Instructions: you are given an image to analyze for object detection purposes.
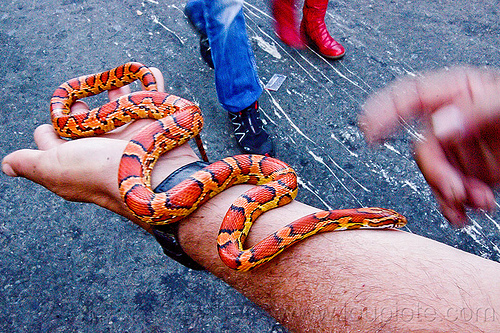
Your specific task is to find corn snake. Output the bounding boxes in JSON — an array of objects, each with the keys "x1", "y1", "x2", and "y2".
[{"x1": 50, "y1": 62, "x2": 407, "y2": 271}]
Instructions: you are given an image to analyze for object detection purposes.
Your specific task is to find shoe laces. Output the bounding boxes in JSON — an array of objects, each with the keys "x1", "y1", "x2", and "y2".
[
  {"x1": 245, "y1": 106, "x2": 263, "y2": 135},
  {"x1": 231, "y1": 102, "x2": 263, "y2": 136}
]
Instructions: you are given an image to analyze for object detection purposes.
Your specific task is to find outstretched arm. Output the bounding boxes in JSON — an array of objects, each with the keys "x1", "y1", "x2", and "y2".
[
  {"x1": 360, "y1": 66, "x2": 500, "y2": 226},
  {"x1": 3, "y1": 68, "x2": 500, "y2": 332}
]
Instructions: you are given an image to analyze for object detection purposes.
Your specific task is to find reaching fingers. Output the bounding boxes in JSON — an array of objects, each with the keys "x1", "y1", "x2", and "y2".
[
  {"x1": 360, "y1": 67, "x2": 486, "y2": 143},
  {"x1": 414, "y1": 134, "x2": 496, "y2": 226},
  {"x1": 361, "y1": 66, "x2": 500, "y2": 226},
  {"x1": 432, "y1": 103, "x2": 500, "y2": 185}
]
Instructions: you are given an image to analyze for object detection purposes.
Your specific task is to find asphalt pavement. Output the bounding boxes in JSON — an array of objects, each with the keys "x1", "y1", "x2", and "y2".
[{"x1": 1, "y1": 0, "x2": 500, "y2": 332}]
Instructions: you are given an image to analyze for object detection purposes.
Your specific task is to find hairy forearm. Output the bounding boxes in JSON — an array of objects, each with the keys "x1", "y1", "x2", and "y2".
[
  {"x1": 107, "y1": 145, "x2": 500, "y2": 332},
  {"x1": 174, "y1": 182, "x2": 500, "y2": 332}
]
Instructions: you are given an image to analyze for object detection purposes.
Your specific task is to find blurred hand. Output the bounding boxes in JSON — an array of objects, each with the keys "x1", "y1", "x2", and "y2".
[{"x1": 360, "y1": 66, "x2": 500, "y2": 226}]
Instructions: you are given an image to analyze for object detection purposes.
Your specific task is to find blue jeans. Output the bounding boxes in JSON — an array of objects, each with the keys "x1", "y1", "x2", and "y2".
[{"x1": 185, "y1": 0, "x2": 263, "y2": 113}]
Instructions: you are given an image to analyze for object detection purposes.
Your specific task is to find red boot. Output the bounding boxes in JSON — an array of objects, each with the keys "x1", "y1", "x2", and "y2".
[
  {"x1": 271, "y1": 0, "x2": 305, "y2": 49},
  {"x1": 300, "y1": 0, "x2": 345, "y2": 59}
]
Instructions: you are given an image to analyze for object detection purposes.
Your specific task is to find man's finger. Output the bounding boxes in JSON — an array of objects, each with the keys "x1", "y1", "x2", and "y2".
[
  {"x1": 436, "y1": 195, "x2": 467, "y2": 228},
  {"x1": 463, "y1": 177, "x2": 495, "y2": 212},
  {"x1": 360, "y1": 67, "x2": 473, "y2": 143},
  {"x1": 108, "y1": 85, "x2": 132, "y2": 101},
  {"x1": 413, "y1": 135, "x2": 467, "y2": 213},
  {"x1": 149, "y1": 67, "x2": 165, "y2": 92},
  {"x1": 34, "y1": 124, "x2": 66, "y2": 150},
  {"x1": 360, "y1": 76, "x2": 422, "y2": 142},
  {"x1": 2, "y1": 149, "x2": 45, "y2": 179}
]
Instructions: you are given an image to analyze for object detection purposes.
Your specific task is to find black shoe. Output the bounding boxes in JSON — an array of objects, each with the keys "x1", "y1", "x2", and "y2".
[
  {"x1": 184, "y1": 5, "x2": 214, "y2": 69},
  {"x1": 228, "y1": 101, "x2": 275, "y2": 156}
]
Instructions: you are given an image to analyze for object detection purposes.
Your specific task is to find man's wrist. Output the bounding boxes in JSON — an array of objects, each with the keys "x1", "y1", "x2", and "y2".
[
  {"x1": 150, "y1": 146, "x2": 201, "y2": 188},
  {"x1": 151, "y1": 160, "x2": 210, "y2": 270}
]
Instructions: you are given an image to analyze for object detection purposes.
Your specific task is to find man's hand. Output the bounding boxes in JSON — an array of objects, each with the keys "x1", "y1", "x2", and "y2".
[
  {"x1": 1, "y1": 67, "x2": 199, "y2": 231},
  {"x1": 360, "y1": 66, "x2": 500, "y2": 226}
]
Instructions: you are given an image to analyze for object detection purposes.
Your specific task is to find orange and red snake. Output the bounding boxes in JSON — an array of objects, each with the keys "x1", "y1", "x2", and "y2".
[{"x1": 50, "y1": 62, "x2": 407, "y2": 271}]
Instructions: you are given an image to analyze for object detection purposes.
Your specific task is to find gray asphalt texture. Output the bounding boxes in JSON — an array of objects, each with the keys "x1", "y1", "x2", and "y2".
[{"x1": 1, "y1": 0, "x2": 500, "y2": 332}]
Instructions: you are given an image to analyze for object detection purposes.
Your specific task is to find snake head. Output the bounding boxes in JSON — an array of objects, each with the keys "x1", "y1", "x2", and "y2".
[
  {"x1": 392, "y1": 213, "x2": 408, "y2": 228},
  {"x1": 358, "y1": 207, "x2": 408, "y2": 229}
]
